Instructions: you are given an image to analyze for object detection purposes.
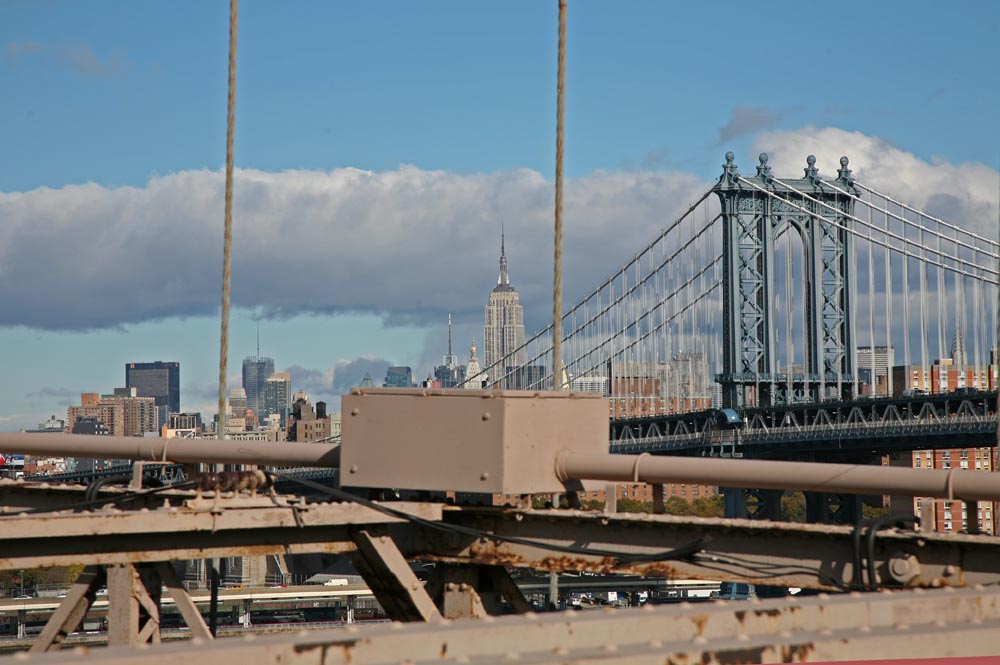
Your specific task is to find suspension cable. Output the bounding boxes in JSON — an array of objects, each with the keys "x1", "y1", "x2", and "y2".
[
  {"x1": 217, "y1": 0, "x2": 239, "y2": 442},
  {"x1": 773, "y1": 175, "x2": 998, "y2": 272},
  {"x1": 855, "y1": 181, "x2": 999, "y2": 251},
  {"x1": 739, "y1": 176, "x2": 997, "y2": 281},
  {"x1": 866, "y1": 198, "x2": 876, "y2": 394},
  {"x1": 819, "y1": 178, "x2": 1000, "y2": 259},
  {"x1": 551, "y1": 0, "x2": 567, "y2": 390}
]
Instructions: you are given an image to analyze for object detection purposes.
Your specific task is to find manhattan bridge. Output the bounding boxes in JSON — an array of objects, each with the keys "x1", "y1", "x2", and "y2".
[{"x1": 470, "y1": 151, "x2": 1000, "y2": 508}]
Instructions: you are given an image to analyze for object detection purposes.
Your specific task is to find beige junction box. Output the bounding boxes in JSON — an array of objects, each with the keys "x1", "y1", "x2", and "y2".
[{"x1": 340, "y1": 387, "x2": 610, "y2": 494}]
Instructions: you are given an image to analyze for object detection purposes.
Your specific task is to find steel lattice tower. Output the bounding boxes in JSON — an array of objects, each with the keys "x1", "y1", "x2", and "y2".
[{"x1": 715, "y1": 152, "x2": 859, "y2": 408}]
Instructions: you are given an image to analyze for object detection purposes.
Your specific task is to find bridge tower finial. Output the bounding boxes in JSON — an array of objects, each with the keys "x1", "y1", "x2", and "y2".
[
  {"x1": 837, "y1": 155, "x2": 856, "y2": 190},
  {"x1": 719, "y1": 151, "x2": 740, "y2": 186},
  {"x1": 756, "y1": 153, "x2": 773, "y2": 183},
  {"x1": 804, "y1": 154, "x2": 822, "y2": 186}
]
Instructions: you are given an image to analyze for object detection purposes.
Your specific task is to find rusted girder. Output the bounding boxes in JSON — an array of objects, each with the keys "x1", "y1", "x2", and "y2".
[
  {"x1": 0, "y1": 498, "x2": 442, "y2": 570},
  {"x1": 405, "y1": 507, "x2": 1000, "y2": 590},
  {"x1": 12, "y1": 585, "x2": 1000, "y2": 664},
  {"x1": 0, "y1": 431, "x2": 340, "y2": 467},
  {"x1": 2, "y1": 499, "x2": 999, "y2": 591},
  {"x1": 558, "y1": 450, "x2": 1000, "y2": 502}
]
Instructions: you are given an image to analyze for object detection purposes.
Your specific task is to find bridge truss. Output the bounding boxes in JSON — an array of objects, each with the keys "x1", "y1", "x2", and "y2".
[{"x1": 5, "y1": 483, "x2": 1000, "y2": 662}]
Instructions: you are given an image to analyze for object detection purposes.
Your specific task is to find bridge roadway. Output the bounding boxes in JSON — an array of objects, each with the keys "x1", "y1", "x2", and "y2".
[
  {"x1": 0, "y1": 584, "x2": 374, "y2": 614},
  {"x1": 610, "y1": 391, "x2": 999, "y2": 459}
]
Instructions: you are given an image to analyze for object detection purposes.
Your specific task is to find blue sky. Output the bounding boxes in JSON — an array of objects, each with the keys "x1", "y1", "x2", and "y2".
[{"x1": 1, "y1": 1, "x2": 998, "y2": 429}]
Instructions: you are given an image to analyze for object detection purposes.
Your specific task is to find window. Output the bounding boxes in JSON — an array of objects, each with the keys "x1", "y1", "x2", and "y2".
[
  {"x1": 961, "y1": 461, "x2": 969, "y2": 469},
  {"x1": 942, "y1": 451, "x2": 951, "y2": 459},
  {"x1": 944, "y1": 521, "x2": 953, "y2": 530},
  {"x1": 943, "y1": 461, "x2": 951, "y2": 469},
  {"x1": 915, "y1": 459, "x2": 921, "y2": 468},
  {"x1": 961, "y1": 450, "x2": 969, "y2": 459}
]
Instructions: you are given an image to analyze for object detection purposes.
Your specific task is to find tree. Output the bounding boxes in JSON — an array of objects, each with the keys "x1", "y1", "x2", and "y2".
[
  {"x1": 662, "y1": 496, "x2": 694, "y2": 515},
  {"x1": 780, "y1": 492, "x2": 806, "y2": 522},
  {"x1": 862, "y1": 503, "x2": 890, "y2": 520},
  {"x1": 692, "y1": 495, "x2": 724, "y2": 517}
]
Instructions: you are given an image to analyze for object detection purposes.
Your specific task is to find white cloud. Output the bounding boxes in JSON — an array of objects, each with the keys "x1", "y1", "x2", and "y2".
[
  {"x1": 0, "y1": 166, "x2": 706, "y2": 332},
  {"x1": 750, "y1": 127, "x2": 999, "y2": 237},
  {"x1": 2, "y1": 129, "x2": 993, "y2": 345},
  {"x1": 3, "y1": 41, "x2": 124, "y2": 77}
]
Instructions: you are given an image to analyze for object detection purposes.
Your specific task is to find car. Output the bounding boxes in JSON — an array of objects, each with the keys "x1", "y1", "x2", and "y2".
[
  {"x1": 95, "y1": 588, "x2": 108, "y2": 596},
  {"x1": 14, "y1": 594, "x2": 32, "y2": 600}
]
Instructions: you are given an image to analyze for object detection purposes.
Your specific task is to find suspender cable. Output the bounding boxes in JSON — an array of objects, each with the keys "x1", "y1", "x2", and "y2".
[
  {"x1": 936, "y1": 229, "x2": 945, "y2": 377},
  {"x1": 848, "y1": 199, "x2": 859, "y2": 398},
  {"x1": 885, "y1": 200, "x2": 894, "y2": 397},
  {"x1": 919, "y1": 224, "x2": 928, "y2": 382},
  {"x1": 217, "y1": 0, "x2": 238, "y2": 442},
  {"x1": 996, "y1": 166, "x2": 1000, "y2": 444},
  {"x1": 551, "y1": 0, "x2": 567, "y2": 390},
  {"x1": 867, "y1": 198, "x2": 876, "y2": 395},
  {"x1": 901, "y1": 203, "x2": 911, "y2": 378}
]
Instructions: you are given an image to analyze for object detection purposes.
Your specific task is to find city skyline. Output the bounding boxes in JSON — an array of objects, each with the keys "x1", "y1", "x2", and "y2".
[{"x1": 2, "y1": 2, "x2": 999, "y2": 429}]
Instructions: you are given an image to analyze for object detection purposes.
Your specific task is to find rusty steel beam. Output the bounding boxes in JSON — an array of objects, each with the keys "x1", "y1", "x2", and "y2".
[
  {"x1": 155, "y1": 562, "x2": 213, "y2": 640},
  {"x1": 3, "y1": 499, "x2": 1000, "y2": 591},
  {"x1": 406, "y1": 507, "x2": 1000, "y2": 590},
  {"x1": 349, "y1": 530, "x2": 442, "y2": 622},
  {"x1": 12, "y1": 585, "x2": 1000, "y2": 664},
  {"x1": 0, "y1": 499, "x2": 442, "y2": 570},
  {"x1": 0, "y1": 479, "x2": 195, "y2": 512},
  {"x1": 28, "y1": 565, "x2": 104, "y2": 653},
  {"x1": 0, "y1": 431, "x2": 340, "y2": 467},
  {"x1": 558, "y1": 450, "x2": 1000, "y2": 502}
]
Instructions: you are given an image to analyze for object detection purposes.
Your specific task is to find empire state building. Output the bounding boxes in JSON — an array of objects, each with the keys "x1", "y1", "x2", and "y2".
[{"x1": 483, "y1": 234, "x2": 526, "y2": 381}]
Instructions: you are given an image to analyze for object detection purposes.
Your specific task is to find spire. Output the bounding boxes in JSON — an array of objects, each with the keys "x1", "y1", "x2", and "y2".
[
  {"x1": 443, "y1": 313, "x2": 458, "y2": 368},
  {"x1": 952, "y1": 325, "x2": 967, "y2": 367},
  {"x1": 256, "y1": 320, "x2": 260, "y2": 358},
  {"x1": 497, "y1": 221, "x2": 510, "y2": 287}
]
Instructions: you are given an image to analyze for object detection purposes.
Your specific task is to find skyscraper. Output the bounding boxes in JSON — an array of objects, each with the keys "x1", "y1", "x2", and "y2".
[
  {"x1": 434, "y1": 314, "x2": 464, "y2": 388},
  {"x1": 125, "y1": 361, "x2": 180, "y2": 419},
  {"x1": 383, "y1": 366, "x2": 413, "y2": 388},
  {"x1": 263, "y1": 372, "x2": 291, "y2": 426},
  {"x1": 242, "y1": 356, "x2": 275, "y2": 417},
  {"x1": 483, "y1": 231, "x2": 525, "y2": 383}
]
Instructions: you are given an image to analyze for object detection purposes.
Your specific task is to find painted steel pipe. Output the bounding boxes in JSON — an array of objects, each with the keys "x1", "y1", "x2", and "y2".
[
  {"x1": 557, "y1": 451, "x2": 1000, "y2": 502},
  {"x1": 0, "y1": 432, "x2": 340, "y2": 467}
]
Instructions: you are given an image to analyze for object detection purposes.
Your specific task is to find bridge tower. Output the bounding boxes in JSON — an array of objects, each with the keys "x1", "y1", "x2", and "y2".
[{"x1": 715, "y1": 152, "x2": 859, "y2": 408}]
